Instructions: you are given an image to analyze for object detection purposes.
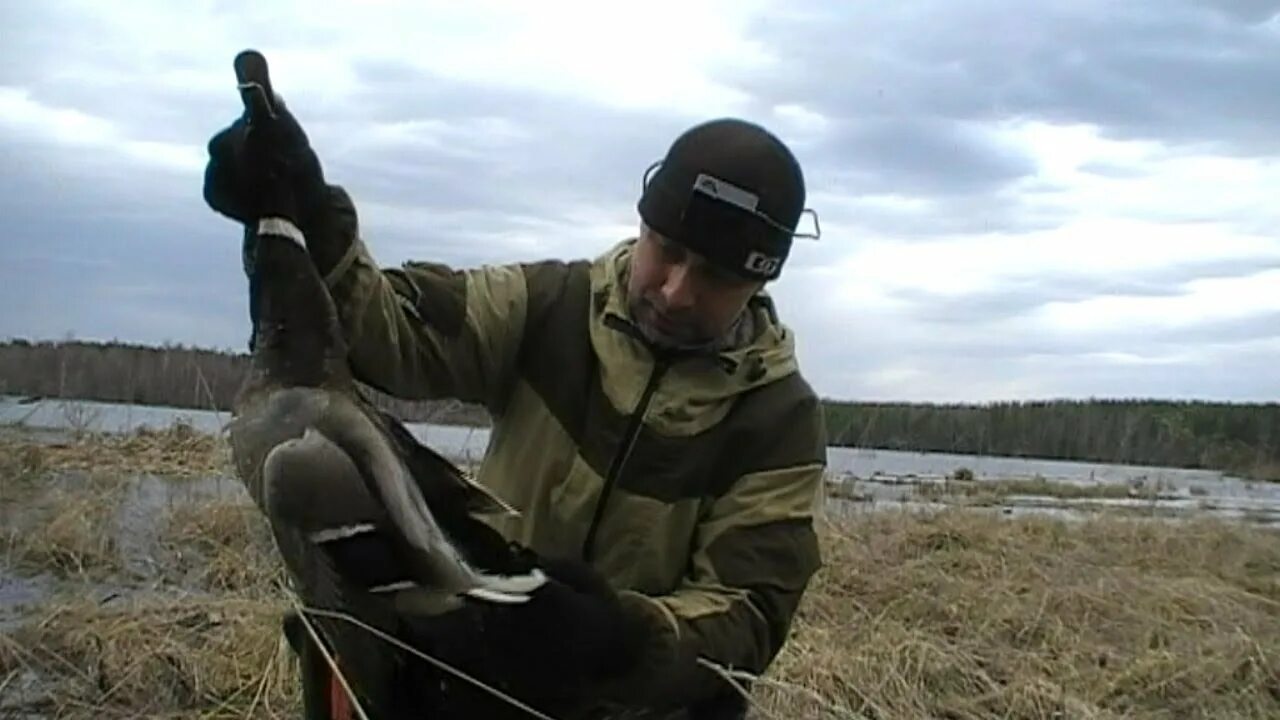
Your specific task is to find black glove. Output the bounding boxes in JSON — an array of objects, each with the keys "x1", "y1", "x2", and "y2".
[
  {"x1": 401, "y1": 554, "x2": 647, "y2": 717},
  {"x1": 202, "y1": 95, "x2": 328, "y2": 229},
  {"x1": 204, "y1": 58, "x2": 343, "y2": 353}
]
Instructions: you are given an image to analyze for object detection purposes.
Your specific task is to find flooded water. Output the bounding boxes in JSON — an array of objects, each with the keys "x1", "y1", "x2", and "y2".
[
  {"x1": 0, "y1": 463, "x2": 262, "y2": 717},
  {"x1": 4, "y1": 394, "x2": 1279, "y2": 527},
  {"x1": 824, "y1": 484, "x2": 1280, "y2": 528},
  {"x1": 0, "y1": 567, "x2": 53, "y2": 631},
  {"x1": 0, "y1": 395, "x2": 493, "y2": 463},
  {"x1": 113, "y1": 473, "x2": 247, "y2": 575},
  {"x1": 0, "y1": 467, "x2": 261, "y2": 633},
  {"x1": 830, "y1": 445, "x2": 1244, "y2": 490}
]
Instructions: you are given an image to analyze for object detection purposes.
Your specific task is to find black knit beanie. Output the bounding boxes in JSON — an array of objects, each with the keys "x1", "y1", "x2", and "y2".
[{"x1": 637, "y1": 118, "x2": 806, "y2": 282}]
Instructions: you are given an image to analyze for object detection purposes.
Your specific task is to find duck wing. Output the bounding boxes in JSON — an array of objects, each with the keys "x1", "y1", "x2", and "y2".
[
  {"x1": 377, "y1": 406, "x2": 520, "y2": 518},
  {"x1": 245, "y1": 388, "x2": 546, "y2": 609}
]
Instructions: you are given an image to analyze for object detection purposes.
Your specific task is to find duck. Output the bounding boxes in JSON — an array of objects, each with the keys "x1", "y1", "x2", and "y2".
[{"x1": 223, "y1": 50, "x2": 546, "y2": 620}]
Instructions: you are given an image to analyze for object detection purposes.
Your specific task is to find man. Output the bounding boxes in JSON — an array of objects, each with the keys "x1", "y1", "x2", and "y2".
[{"x1": 204, "y1": 87, "x2": 827, "y2": 719}]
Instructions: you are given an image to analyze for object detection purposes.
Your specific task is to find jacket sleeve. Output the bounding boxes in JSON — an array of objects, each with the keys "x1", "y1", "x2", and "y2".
[
  {"x1": 308, "y1": 185, "x2": 528, "y2": 414},
  {"x1": 599, "y1": 395, "x2": 827, "y2": 712}
]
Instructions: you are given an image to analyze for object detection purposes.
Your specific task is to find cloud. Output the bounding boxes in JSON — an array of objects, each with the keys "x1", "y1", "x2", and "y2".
[
  {"x1": 1199, "y1": 0, "x2": 1280, "y2": 23},
  {"x1": 823, "y1": 118, "x2": 1037, "y2": 196},
  {"x1": 0, "y1": 88, "x2": 204, "y2": 174},
  {"x1": 4, "y1": 0, "x2": 1280, "y2": 404},
  {"x1": 738, "y1": 1, "x2": 1280, "y2": 152},
  {"x1": 725, "y1": 0, "x2": 1280, "y2": 247}
]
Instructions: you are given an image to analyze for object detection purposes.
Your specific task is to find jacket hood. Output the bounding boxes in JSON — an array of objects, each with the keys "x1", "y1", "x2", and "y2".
[{"x1": 587, "y1": 238, "x2": 800, "y2": 436}]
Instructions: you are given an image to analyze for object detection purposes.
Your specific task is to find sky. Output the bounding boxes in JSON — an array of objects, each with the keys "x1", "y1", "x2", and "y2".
[{"x1": 3, "y1": 0, "x2": 1280, "y2": 404}]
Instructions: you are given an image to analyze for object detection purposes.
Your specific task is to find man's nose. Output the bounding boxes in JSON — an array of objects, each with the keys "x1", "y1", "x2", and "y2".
[{"x1": 659, "y1": 263, "x2": 697, "y2": 311}]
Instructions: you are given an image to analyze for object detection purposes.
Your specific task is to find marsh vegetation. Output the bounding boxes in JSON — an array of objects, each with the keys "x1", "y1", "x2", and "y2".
[{"x1": 1, "y1": 426, "x2": 1277, "y2": 718}]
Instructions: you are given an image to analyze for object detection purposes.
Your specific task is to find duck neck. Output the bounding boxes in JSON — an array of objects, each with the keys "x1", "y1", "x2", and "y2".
[{"x1": 247, "y1": 219, "x2": 351, "y2": 389}]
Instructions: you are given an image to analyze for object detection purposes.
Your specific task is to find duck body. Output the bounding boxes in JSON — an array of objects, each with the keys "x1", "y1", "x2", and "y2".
[{"x1": 228, "y1": 216, "x2": 544, "y2": 608}]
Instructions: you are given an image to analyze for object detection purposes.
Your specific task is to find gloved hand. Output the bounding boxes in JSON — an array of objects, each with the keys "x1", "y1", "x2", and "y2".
[
  {"x1": 202, "y1": 94, "x2": 329, "y2": 231},
  {"x1": 402, "y1": 553, "x2": 647, "y2": 717}
]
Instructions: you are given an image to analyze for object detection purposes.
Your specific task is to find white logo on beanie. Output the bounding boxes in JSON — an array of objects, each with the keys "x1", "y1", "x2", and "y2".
[{"x1": 744, "y1": 251, "x2": 781, "y2": 276}]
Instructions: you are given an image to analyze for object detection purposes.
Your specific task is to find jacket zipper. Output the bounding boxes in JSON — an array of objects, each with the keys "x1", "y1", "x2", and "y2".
[{"x1": 581, "y1": 357, "x2": 671, "y2": 562}]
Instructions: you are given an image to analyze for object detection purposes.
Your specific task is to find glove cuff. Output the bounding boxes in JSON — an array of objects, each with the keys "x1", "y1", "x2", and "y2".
[{"x1": 257, "y1": 217, "x2": 306, "y2": 246}]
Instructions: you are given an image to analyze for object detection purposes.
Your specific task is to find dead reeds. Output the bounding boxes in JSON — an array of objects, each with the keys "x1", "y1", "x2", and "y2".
[
  {"x1": 0, "y1": 595, "x2": 297, "y2": 719},
  {"x1": 159, "y1": 501, "x2": 286, "y2": 595},
  {"x1": 0, "y1": 421, "x2": 231, "y2": 481},
  {"x1": 12, "y1": 504, "x2": 1272, "y2": 719},
  {"x1": 1, "y1": 480, "x2": 124, "y2": 579},
  {"x1": 4, "y1": 422, "x2": 1279, "y2": 719},
  {"x1": 751, "y1": 508, "x2": 1280, "y2": 719},
  {"x1": 914, "y1": 476, "x2": 1172, "y2": 503}
]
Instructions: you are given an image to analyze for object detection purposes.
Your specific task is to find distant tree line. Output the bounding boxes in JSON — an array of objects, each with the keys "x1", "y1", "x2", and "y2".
[
  {"x1": 0, "y1": 338, "x2": 488, "y2": 425},
  {"x1": 823, "y1": 400, "x2": 1280, "y2": 481},
  {"x1": 2, "y1": 339, "x2": 1277, "y2": 479}
]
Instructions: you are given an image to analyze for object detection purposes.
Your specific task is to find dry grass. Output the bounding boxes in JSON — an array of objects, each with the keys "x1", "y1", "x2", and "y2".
[
  {"x1": 0, "y1": 421, "x2": 231, "y2": 481},
  {"x1": 750, "y1": 509, "x2": 1280, "y2": 720},
  {"x1": 0, "y1": 595, "x2": 298, "y2": 719},
  {"x1": 8, "y1": 507, "x2": 1277, "y2": 719},
  {"x1": 1, "y1": 480, "x2": 124, "y2": 579},
  {"x1": 159, "y1": 501, "x2": 286, "y2": 595},
  {"x1": 914, "y1": 476, "x2": 1177, "y2": 505},
  {"x1": 4, "y1": 422, "x2": 1279, "y2": 719},
  {"x1": 0, "y1": 425, "x2": 236, "y2": 580},
  {"x1": 0, "y1": 432, "x2": 57, "y2": 507}
]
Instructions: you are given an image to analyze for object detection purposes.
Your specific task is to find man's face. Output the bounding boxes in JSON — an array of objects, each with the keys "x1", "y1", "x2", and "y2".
[{"x1": 626, "y1": 225, "x2": 764, "y2": 349}]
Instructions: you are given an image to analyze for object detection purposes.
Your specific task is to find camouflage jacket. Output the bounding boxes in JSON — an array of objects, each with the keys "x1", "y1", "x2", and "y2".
[{"x1": 314, "y1": 186, "x2": 826, "y2": 716}]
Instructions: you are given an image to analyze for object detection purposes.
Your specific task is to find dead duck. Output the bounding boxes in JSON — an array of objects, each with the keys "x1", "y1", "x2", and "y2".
[{"x1": 223, "y1": 49, "x2": 546, "y2": 618}]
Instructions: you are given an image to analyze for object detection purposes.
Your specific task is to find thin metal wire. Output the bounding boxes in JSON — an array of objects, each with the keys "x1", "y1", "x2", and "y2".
[
  {"x1": 641, "y1": 160, "x2": 823, "y2": 241},
  {"x1": 297, "y1": 604, "x2": 560, "y2": 720},
  {"x1": 279, "y1": 588, "x2": 853, "y2": 720},
  {"x1": 695, "y1": 658, "x2": 870, "y2": 720},
  {"x1": 692, "y1": 658, "x2": 783, "y2": 720},
  {"x1": 285, "y1": 594, "x2": 373, "y2": 720}
]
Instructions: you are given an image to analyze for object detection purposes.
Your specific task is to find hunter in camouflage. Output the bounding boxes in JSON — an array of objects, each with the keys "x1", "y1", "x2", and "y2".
[{"x1": 205, "y1": 83, "x2": 826, "y2": 718}]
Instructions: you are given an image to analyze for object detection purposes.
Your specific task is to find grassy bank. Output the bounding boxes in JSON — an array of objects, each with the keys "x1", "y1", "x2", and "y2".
[
  {"x1": 2, "y1": 429, "x2": 1278, "y2": 718},
  {"x1": 760, "y1": 510, "x2": 1280, "y2": 718},
  {"x1": 911, "y1": 475, "x2": 1180, "y2": 505},
  {"x1": 0, "y1": 422, "x2": 231, "y2": 480}
]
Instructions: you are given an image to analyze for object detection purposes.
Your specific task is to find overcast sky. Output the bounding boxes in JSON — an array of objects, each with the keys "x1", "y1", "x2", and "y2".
[{"x1": 3, "y1": 0, "x2": 1280, "y2": 404}]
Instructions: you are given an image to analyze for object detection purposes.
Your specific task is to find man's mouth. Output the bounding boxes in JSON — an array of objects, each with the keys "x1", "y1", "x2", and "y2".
[
  {"x1": 650, "y1": 309, "x2": 682, "y2": 335},
  {"x1": 630, "y1": 297, "x2": 707, "y2": 348}
]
